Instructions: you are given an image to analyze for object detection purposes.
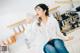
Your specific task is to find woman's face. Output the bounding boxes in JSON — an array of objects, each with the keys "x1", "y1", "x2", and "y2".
[{"x1": 35, "y1": 6, "x2": 46, "y2": 17}]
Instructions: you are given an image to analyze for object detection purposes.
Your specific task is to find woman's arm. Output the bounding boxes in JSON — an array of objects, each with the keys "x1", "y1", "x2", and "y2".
[{"x1": 54, "y1": 18, "x2": 73, "y2": 41}]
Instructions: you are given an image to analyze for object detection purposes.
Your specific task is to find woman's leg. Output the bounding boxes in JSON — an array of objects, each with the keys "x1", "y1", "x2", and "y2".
[
  {"x1": 44, "y1": 44, "x2": 57, "y2": 53},
  {"x1": 54, "y1": 39, "x2": 69, "y2": 53}
]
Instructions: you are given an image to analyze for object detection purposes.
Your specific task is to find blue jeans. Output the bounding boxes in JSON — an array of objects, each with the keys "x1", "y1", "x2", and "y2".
[{"x1": 44, "y1": 39, "x2": 69, "y2": 53}]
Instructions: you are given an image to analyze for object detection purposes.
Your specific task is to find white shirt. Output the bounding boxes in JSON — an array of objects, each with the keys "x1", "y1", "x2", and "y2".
[{"x1": 23, "y1": 14, "x2": 64, "y2": 53}]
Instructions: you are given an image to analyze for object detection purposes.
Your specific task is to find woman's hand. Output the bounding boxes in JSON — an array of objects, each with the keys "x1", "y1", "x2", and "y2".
[{"x1": 65, "y1": 35, "x2": 73, "y2": 41}]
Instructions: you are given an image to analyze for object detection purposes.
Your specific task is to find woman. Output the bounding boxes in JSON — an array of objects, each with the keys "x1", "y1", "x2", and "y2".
[{"x1": 24, "y1": 4, "x2": 72, "y2": 53}]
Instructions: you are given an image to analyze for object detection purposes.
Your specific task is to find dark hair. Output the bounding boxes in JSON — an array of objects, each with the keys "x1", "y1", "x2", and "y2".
[
  {"x1": 37, "y1": 17, "x2": 42, "y2": 26},
  {"x1": 35, "y1": 4, "x2": 49, "y2": 26},
  {"x1": 35, "y1": 4, "x2": 49, "y2": 16}
]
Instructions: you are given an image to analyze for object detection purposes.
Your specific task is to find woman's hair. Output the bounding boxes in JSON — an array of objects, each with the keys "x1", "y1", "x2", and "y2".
[
  {"x1": 37, "y1": 17, "x2": 42, "y2": 26},
  {"x1": 35, "y1": 4, "x2": 49, "y2": 26},
  {"x1": 35, "y1": 3, "x2": 49, "y2": 16}
]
